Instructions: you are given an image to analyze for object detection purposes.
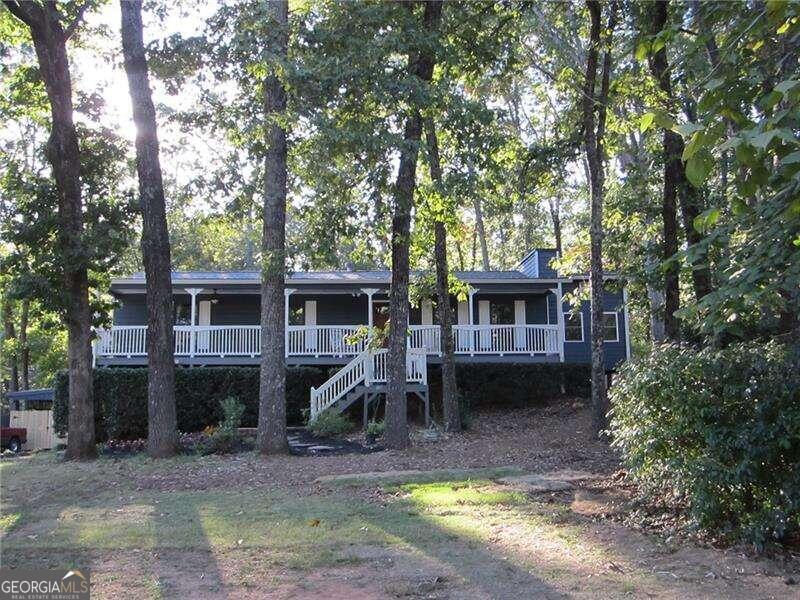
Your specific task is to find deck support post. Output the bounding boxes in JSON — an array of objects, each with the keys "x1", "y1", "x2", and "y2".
[
  {"x1": 185, "y1": 287, "x2": 204, "y2": 359},
  {"x1": 284, "y1": 288, "x2": 297, "y2": 358}
]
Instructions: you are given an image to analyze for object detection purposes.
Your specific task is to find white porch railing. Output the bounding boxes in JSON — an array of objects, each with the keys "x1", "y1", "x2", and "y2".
[
  {"x1": 452, "y1": 324, "x2": 560, "y2": 355},
  {"x1": 408, "y1": 325, "x2": 441, "y2": 355},
  {"x1": 175, "y1": 325, "x2": 261, "y2": 356},
  {"x1": 95, "y1": 326, "x2": 147, "y2": 357},
  {"x1": 94, "y1": 323, "x2": 561, "y2": 359},
  {"x1": 287, "y1": 325, "x2": 365, "y2": 357},
  {"x1": 366, "y1": 348, "x2": 427, "y2": 385}
]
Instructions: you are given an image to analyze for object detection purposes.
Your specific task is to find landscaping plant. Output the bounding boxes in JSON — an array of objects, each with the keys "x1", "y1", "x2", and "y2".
[
  {"x1": 609, "y1": 341, "x2": 800, "y2": 549},
  {"x1": 309, "y1": 410, "x2": 352, "y2": 438}
]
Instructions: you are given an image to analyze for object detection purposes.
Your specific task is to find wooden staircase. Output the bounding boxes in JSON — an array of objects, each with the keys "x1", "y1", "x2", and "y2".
[{"x1": 309, "y1": 348, "x2": 428, "y2": 424}]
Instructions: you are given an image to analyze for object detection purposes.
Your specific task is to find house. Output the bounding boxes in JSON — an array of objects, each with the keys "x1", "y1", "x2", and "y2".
[{"x1": 96, "y1": 249, "x2": 630, "y2": 422}]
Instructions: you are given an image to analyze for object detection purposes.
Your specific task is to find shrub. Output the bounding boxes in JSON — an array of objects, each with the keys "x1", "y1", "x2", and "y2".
[
  {"x1": 309, "y1": 410, "x2": 352, "y2": 438},
  {"x1": 365, "y1": 420, "x2": 385, "y2": 437},
  {"x1": 53, "y1": 366, "x2": 329, "y2": 441},
  {"x1": 609, "y1": 341, "x2": 800, "y2": 549},
  {"x1": 452, "y1": 362, "x2": 590, "y2": 414},
  {"x1": 204, "y1": 397, "x2": 246, "y2": 454}
]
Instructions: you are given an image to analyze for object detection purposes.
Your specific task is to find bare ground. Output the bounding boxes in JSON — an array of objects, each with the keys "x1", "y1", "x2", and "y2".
[{"x1": 2, "y1": 400, "x2": 798, "y2": 599}]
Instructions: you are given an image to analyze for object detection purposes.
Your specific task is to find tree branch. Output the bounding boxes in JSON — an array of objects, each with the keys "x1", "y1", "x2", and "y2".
[
  {"x1": 2, "y1": 0, "x2": 44, "y2": 28},
  {"x1": 63, "y1": 0, "x2": 91, "y2": 41}
]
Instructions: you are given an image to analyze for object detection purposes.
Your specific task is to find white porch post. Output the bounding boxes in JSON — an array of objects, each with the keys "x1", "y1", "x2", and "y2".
[
  {"x1": 468, "y1": 287, "x2": 478, "y2": 356},
  {"x1": 362, "y1": 288, "x2": 379, "y2": 329},
  {"x1": 284, "y1": 288, "x2": 296, "y2": 358},
  {"x1": 185, "y1": 287, "x2": 203, "y2": 358},
  {"x1": 555, "y1": 283, "x2": 565, "y2": 362}
]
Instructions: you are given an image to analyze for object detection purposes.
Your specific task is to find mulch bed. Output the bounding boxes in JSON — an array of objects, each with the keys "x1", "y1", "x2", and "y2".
[{"x1": 286, "y1": 427, "x2": 381, "y2": 456}]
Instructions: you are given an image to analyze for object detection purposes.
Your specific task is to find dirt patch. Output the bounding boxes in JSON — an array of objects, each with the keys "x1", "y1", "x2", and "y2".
[{"x1": 131, "y1": 400, "x2": 615, "y2": 493}]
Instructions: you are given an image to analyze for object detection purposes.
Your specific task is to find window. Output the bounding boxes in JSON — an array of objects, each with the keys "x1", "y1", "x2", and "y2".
[
  {"x1": 174, "y1": 302, "x2": 191, "y2": 325},
  {"x1": 490, "y1": 300, "x2": 514, "y2": 325},
  {"x1": 603, "y1": 312, "x2": 619, "y2": 342},
  {"x1": 564, "y1": 313, "x2": 583, "y2": 342}
]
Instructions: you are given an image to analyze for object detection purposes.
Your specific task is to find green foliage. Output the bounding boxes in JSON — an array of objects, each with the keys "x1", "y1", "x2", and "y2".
[
  {"x1": 309, "y1": 409, "x2": 352, "y2": 438},
  {"x1": 409, "y1": 270, "x2": 470, "y2": 306},
  {"x1": 454, "y1": 363, "x2": 590, "y2": 412},
  {"x1": 609, "y1": 342, "x2": 800, "y2": 549},
  {"x1": 204, "y1": 397, "x2": 246, "y2": 455},
  {"x1": 53, "y1": 367, "x2": 329, "y2": 441},
  {"x1": 365, "y1": 419, "x2": 385, "y2": 437}
]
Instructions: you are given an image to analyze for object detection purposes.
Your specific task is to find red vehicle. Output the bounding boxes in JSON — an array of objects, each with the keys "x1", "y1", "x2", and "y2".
[{"x1": 1, "y1": 427, "x2": 26, "y2": 453}]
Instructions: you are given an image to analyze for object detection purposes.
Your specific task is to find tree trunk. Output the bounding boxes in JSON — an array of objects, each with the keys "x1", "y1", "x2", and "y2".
[
  {"x1": 651, "y1": 1, "x2": 713, "y2": 304},
  {"x1": 646, "y1": 0, "x2": 681, "y2": 340},
  {"x1": 548, "y1": 196, "x2": 563, "y2": 257},
  {"x1": 19, "y1": 298, "x2": 29, "y2": 390},
  {"x1": 120, "y1": 0, "x2": 178, "y2": 458},
  {"x1": 3, "y1": 299, "x2": 18, "y2": 392},
  {"x1": 258, "y1": 0, "x2": 289, "y2": 455},
  {"x1": 423, "y1": 117, "x2": 460, "y2": 433},
  {"x1": 472, "y1": 194, "x2": 490, "y2": 270},
  {"x1": 385, "y1": 0, "x2": 442, "y2": 450},
  {"x1": 581, "y1": 0, "x2": 617, "y2": 435},
  {"x1": 4, "y1": 1, "x2": 96, "y2": 459}
]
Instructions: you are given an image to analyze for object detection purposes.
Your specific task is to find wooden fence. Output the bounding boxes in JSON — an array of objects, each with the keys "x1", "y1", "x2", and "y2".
[{"x1": 9, "y1": 410, "x2": 65, "y2": 451}]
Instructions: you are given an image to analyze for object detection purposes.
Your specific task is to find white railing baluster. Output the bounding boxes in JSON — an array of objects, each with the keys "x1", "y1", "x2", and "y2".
[{"x1": 95, "y1": 323, "x2": 563, "y2": 361}]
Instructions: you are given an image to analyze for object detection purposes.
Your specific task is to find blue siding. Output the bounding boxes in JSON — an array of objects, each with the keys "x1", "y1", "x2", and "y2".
[
  {"x1": 517, "y1": 248, "x2": 559, "y2": 278},
  {"x1": 537, "y1": 249, "x2": 559, "y2": 278},
  {"x1": 561, "y1": 282, "x2": 627, "y2": 370},
  {"x1": 210, "y1": 295, "x2": 259, "y2": 325},
  {"x1": 289, "y1": 294, "x2": 367, "y2": 325},
  {"x1": 471, "y1": 293, "x2": 551, "y2": 324},
  {"x1": 525, "y1": 295, "x2": 549, "y2": 324},
  {"x1": 113, "y1": 295, "x2": 147, "y2": 325},
  {"x1": 546, "y1": 293, "x2": 557, "y2": 324}
]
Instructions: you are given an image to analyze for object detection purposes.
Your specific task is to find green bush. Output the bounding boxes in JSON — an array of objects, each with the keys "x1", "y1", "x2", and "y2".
[
  {"x1": 53, "y1": 366, "x2": 329, "y2": 441},
  {"x1": 204, "y1": 397, "x2": 246, "y2": 454},
  {"x1": 365, "y1": 420, "x2": 385, "y2": 437},
  {"x1": 309, "y1": 409, "x2": 352, "y2": 438},
  {"x1": 609, "y1": 341, "x2": 800, "y2": 549},
  {"x1": 453, "y1": 362, "x2": 590, "y2": 412}
]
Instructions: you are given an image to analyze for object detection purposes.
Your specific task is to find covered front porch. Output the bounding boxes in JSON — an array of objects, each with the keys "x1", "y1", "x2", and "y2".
[{"x1": 96, "y1": 283, "x2": 565, "y2": 365}]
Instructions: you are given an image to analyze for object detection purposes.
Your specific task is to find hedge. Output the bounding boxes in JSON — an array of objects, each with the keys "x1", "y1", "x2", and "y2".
[
  {"x1": 54, "y1": 362, "x2": 592, "y2": 442},
  {"x1": 609, "y1": 341, "x2": 800, "y2": 548},
  {"x1": 453, "y1": 362, "x2": 590, "y2": 411},
  {"x1": 54, "y1": 366, "x2": 329, "y2": 441}
]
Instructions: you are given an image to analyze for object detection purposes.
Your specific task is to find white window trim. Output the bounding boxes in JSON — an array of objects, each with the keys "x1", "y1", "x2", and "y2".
[
  {"x1": 603, "y1": 311, "x2": 619, "y2": 343},
  {"x1": 563, "y1": 312, "x2": 584, "y2": 343}
]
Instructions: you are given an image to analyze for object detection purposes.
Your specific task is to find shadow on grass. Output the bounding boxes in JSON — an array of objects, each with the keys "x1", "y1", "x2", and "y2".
[{"x1": 0, "y1": 452, "x2": 678, "y2": 598}]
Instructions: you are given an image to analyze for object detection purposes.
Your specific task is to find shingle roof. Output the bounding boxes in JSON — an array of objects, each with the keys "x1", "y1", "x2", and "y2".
[{"x1": 117, "y1": 269, "x2": 545, "y2": 283}]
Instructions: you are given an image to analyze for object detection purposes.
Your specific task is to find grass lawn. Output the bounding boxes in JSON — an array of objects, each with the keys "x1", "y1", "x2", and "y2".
[{"x1": 1, "y1": 408, "x2": 796, "y2": 599}]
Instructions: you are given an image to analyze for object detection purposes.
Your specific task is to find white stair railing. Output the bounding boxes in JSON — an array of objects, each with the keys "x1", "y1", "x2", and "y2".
[
  {"x1": 309, "y1": 348, "x2": 429, "y2": 422},
  {"x1": 309, "y1": 350, "x2": 370, "y2": 421}
]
